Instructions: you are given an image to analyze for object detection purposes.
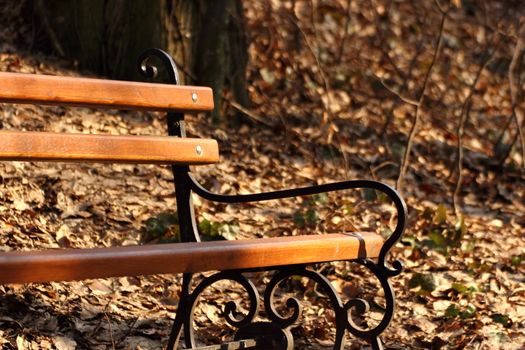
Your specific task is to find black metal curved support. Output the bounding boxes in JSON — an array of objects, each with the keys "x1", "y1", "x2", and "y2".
[
  {"x1": 137, "y1": 48, "x2": 199, "y2": 244},
  {"x1": 137, "y1": 49, "x2": 200, "y2": 350},
  {"x1": 263, "y1": 263, "x2": 397, "y2": 349},
  {"x1": 135, "y1": 48, "x2": 407, "y2": 349},
  {"x1": 168, "y1": 271, "x2": 260, "y2": 349},
  {"x1": 137, "y1": 48, "x2": 180, "y2": 84},
  {"x1": 189, "y1": 174, "x2": 407, "y2": 277},
  {"x1": 186, "y1": 176, "x2": 406, "y2": 348}
]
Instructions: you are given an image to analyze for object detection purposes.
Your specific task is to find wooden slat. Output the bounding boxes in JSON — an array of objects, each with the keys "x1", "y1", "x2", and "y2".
[
  {"x1": 0, "y1": 72, "x2": 213, "y2": 111},
  {"x1": 0, "y1": 233, "x2": 383, "y2": 284},
  {"x1": 0, "y1": 131, "x2": 219, "y2": 164}
]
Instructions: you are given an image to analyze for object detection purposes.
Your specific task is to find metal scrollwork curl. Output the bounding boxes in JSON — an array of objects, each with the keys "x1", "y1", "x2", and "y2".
[
  {"x1": 181, "y1": 271, "x2": 260, "y2": 348},
  {"x1": 137, "y1": 48, "x2": 179, "y2": 85},
  {"x1": 263, "y1": 262, "x2": 398, "y2": 349},
  {"x1": 264, "y1": 266, "x2": 349, "y2": 348},
  {"x1": 343, "y1": 259, "x2": 396, "y2": 342}
]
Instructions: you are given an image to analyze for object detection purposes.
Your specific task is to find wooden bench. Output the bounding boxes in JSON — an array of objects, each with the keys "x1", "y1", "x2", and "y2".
[{"x1": 0, "y1": 49, "x2": 407, "y2": 350}]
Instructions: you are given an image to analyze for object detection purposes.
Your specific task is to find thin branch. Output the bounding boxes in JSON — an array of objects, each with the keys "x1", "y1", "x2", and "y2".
[
  {"x1": 507, "y1": 19, "x2": 525, "y2": 169},
  {"x1": 104, "y1": 313, "x2": 116, "y2": 350},
  {"x1": 336, "y1": 0, "x2": 352, "y2": 64},
  {"x1": 368, "y1": 0, "x2": 407, "y2": 81},
  {"x1": 35, "y1": 0, "x2": 65, "y2": 57},
  {"x1": 374, "y1": 75, "x2": 419, "y2": 106},
  {"x1": 453, "y1": 37, "x2": 498, "y2": 216},
  {"x1": 380, "y1": 36, "x2": 426, "y2": 135},
  {"x1": 396, "y1": 7, "x2": 448, "y2": 192},
  {"x1": 281, "y1": 9, "x2": 334, "y2": 125},
  {"x1": 225, "y1": 97, "x2": 276, "y2": 127}
]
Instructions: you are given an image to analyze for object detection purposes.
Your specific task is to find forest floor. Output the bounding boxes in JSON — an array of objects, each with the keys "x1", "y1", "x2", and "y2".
[{"x1": 0, "y1": 1, "x2": 524, "y2": 350}]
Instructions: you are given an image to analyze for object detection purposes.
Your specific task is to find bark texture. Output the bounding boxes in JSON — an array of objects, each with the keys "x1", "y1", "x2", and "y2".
[{"x1": 32, "y1": 0, "x2": 250, "y2": 121}]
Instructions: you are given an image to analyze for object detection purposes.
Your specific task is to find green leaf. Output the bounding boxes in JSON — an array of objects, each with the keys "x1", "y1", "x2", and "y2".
[
  {"x1": 142, "y1": 212, "x2": 180, "y2": 242},
  {"x1": 460, "y1": 304, "x2": 477, "y2": 319},
  {"x1": 408, "y1": 273, "x2": 436, "y2": 292},
  {"x1": 428, "y1": 229, "x2": 447, "y2": 248},
  {"x1": 294, "y1": 208, "x2": 319, "y2": 228},
  {"x1": 491, "y1": 313, "x2": 512, "y2": 327},
  {"x1": 342, "y1": 203, "x2": 353, "y2": 215},
  {"x1": 305, "y1": 208, "x2": 319, "y2": 225},
  {"x1": 400, "y1": 235, "x2": 417, "y2": 247},
  {"x1": 451, "y1": 283, "x2": 477, "y2": 296},
  {"x1": 293, "y1": 211, "x2": 306, "y2": 228},
  {"x1": 362, "y1": 188, "x2": 377, "y2": 202},
  {"x1": 510, "y1": 255, "x2": 523, "y2": 266},
  {"x1": 198, "y1": 219, "x2": 212, "y2": 236},
  {"x1": 453, "y1": 215, "x2": 467, "y2": 242},
  {"x1": 312, "y1": 193, "x2": 328, "y2": 205},
  {"x1": 445, "y1": 304, "x2": 460, "y2": 317},
  {"x1": 217, "y1": 221, "x2": 240, "y2": 240},
  {"x1": 434, "y1": 204, "x2": 447, "y2": 225},
  {"x1": 199, "y1": 219, "x2": 239, "y2": 241}
]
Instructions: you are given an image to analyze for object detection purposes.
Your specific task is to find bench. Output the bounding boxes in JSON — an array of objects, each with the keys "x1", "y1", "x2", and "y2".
[{"x1": 0, "y1": 48, "x2": 407, "y2": 350}]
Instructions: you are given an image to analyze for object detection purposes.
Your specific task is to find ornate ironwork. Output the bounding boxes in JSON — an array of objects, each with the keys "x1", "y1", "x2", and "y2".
[{"x1": 137, "y1": 49, "x2": 407, "y2": 350}]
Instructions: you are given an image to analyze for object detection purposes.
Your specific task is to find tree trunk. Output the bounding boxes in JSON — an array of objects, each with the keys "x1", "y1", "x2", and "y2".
[
  {"x1": 32, "y1": 0, "x2": 249, "y2": 121},
  {"x1": 193, "y1": 0, "x2": 251, "y2": 122}
]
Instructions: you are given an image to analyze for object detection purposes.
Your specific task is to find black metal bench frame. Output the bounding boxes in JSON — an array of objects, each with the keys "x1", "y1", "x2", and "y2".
[{"x1": 135, "y1": 49, "x2": 407, "y2": 350}]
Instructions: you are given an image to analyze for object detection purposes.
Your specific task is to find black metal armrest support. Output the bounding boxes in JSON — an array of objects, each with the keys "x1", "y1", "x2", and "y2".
[
  {"x1": 188, "y1": 175, "x2": 407, "y2": 348},
  {"x1": 188, "y1": 174, "x2": 407, "y2": 277}
]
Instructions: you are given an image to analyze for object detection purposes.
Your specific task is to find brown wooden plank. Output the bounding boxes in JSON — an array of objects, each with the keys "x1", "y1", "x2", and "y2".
[
  {"x1": 0, "y1": 233, "x2": 383, "y2": 284},
  {"x1": 0, "y1": 72, "x2": 213, "y2": 111},
  {"x1": 0, "y1": 131, "x2": 219, "y2": 164}
]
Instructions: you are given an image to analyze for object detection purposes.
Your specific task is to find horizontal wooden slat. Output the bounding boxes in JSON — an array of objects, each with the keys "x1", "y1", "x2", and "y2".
[
  {"x1": 0, "y1": 131, "x2": 219, "y2": 164},
  {"x1": 0, "y1": 233, "x2": 383, "y2": 284},
  {"x1": 0, "y1": 72, "x2": 213, "y2": 111}
]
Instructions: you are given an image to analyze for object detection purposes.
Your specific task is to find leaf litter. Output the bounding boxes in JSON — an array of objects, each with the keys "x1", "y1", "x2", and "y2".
[{"x1": 0, "y1": 1, "x2": 525, "y2": 349}]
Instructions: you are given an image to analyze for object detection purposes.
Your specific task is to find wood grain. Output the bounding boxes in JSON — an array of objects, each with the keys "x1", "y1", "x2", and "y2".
[
  {"x1": 0, "y1": 131, "x2": 219, "y2": 164},
  {"x1": 0, "y1": 72, "x2": 213, "y2": 111},
  {"x1": 0, "y1": 233, "x2": 383, "y2": 283}
]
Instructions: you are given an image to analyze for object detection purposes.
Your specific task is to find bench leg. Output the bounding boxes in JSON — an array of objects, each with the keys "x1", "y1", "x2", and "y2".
[
  {"x1": 167, "y1": 271, "x2": 260, "y2": 349},
  {"x1": 167, "y1": 273, "x2": 193, "y2": 349},
  {"x1": 167, "y1": 261, "x2": 398, "y2": 349}
]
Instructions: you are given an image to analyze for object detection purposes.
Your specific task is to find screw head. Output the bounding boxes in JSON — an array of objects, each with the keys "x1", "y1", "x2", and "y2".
[
  {"x1": 191, "y1": 92, "x2": 198, "y2": 103},
  {"x1": 196, "y1": 145, "x2": 203, "y2": 155}
]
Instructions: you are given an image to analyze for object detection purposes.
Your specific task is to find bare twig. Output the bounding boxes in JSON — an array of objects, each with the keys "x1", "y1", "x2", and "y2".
[
  {"x1": 281, "y1": 9, "x2": 334, "y2": 125},
  {"x1": 374, "y1": 75, "x2": 419, "y2": 106},
  {"x1": 380, "y1": 36, "x2": 426, "y2": 135},
  {"x1": 396, "y1": 7, "x2": 447, "y2": 192},
  {"x1": 226, "y1": 97, "x2": 275, "y2": 127},
  {"x1": 104, "y1": 313, "x2": 116, "y2": 350},
  {"x1": 35, "y1": 0, "x2": 65, "y2": 56},
  {"x1": 506, "y1": 19, "x2": 525, "y2": 168},
  {"x1": 280, "y1": 7, "x2": 350, "y2": 177},
  {"x1": 336, "y1": 0, "x2": 352, "y2": 64},
  {"x1": 368, "y1": 0, "x2": 408, "y2": 81},
  {"x1": 453, "y1": 37, "x2": 498, "y2": 216}
]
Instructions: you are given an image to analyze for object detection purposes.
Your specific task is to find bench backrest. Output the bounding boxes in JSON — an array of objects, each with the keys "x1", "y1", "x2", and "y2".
[
  {"x1": 0, "y1": 72, "x2": 213, "y2": 111},
  {"x1": 0, "y1": 72, "x2": 218, "y2": 165}
]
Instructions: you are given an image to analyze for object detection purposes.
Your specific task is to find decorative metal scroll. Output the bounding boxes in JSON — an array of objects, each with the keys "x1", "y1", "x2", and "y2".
[
  {"x1": 137, "y1": 49, "x2": 407, "y2": 350},
  {"x1": 166, "y1": 263, "x2": 399, "y2": 350}
]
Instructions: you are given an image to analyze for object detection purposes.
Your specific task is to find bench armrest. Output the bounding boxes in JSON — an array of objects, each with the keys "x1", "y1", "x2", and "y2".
[{"x1": 188, "y1": 174, "x2": 406, "y2": 277}]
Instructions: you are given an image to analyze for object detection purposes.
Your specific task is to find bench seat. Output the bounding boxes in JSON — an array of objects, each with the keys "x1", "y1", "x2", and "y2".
[{"x1": 0, "y1": 233, "x2": 383, "y2": 284}]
